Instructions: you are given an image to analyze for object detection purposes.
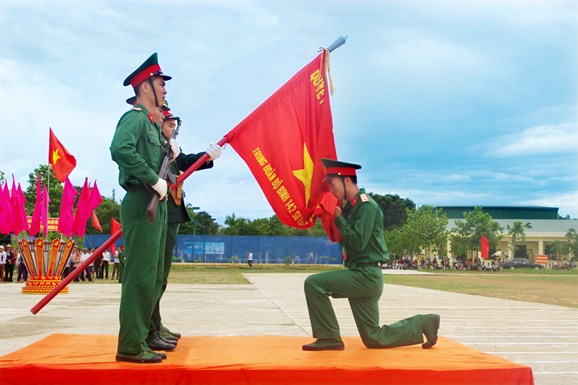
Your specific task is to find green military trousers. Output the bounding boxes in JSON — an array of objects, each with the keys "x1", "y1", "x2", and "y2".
[
  {"x1": 118, "y1": 188, "x2": 167, "y2": 355},
  {"x1": 149, "y1": 222, "x2": 180, "y2": 339},
  {"x1": 304, "y1": 266, "x2": 424, "y2": 348}
]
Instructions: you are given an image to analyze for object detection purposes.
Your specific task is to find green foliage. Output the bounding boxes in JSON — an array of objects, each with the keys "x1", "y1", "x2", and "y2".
[
  {"x1": 86, "y1": 197, "x2": 120, "y2": 234},
  {"x1": 368, "y1": 193, "x2": 416, "y2": 231},
  {"x1": 506, "y1": 221, "x2": 532, "y2": 258},
  {"x1": 566, "y1": 228, "x2": 578, "y2": 260},
  {"x1": 450, "y1": 206, "x2": 502, "y2": 258},
  {"x1": 384, "y1": 205, "x2": 448, "y2": 257},
  {"x1": 284, "y1": 256, "x2": 293, "y2": 265},
  {"x1": 230, "y1": 255, "x2": 239, "y2": 263},
  {"x1": 219, "y1": 213, "x2": 326, "y2": 236}
]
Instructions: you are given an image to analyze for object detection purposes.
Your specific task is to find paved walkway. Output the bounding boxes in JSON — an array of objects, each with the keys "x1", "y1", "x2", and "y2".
[{"x1": 0, "y1": 273, "x2": 577, "y2": 385}]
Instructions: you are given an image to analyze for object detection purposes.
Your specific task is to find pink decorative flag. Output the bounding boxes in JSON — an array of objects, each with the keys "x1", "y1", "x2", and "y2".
[
  {"x1": 76, "y1": 181, "x2": 103, "y2": 237},
  {"x1": 72, "y1": 178, "x2": 89, "y2": 237},
  {"x1": 41, "y1": 184, "x2": 51, "y2": 238},
  {"x1": 9, "y1": 177, "x2": 25, "y2": 234},
  {"x1": 0, "y1": 182, "x2": 12, "y2": 234},
  {"x1": 58, "y1": 176, "x2": 78, "y2": 237},
  {"x1": 29, "y1": 175, "x2": 42, "y2": 236},
  {"x1": 16, "y1": 183, "x2": 29, "y2": 234}
]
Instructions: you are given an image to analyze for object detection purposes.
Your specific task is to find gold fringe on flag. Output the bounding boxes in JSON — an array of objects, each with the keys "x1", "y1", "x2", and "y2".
[{"x1": 323, "y1": 48, "x2": 335, "y2": 95}]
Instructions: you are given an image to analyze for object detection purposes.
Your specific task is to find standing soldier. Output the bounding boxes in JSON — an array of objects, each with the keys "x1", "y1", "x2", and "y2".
[
  {"x1": 110, "y1": 53, "x2": 173, "y2": 364},
  {"x1": 148, "y1": 102, "x2": 221, "y2": 346},
  {"x1": 302, "y1": 158, "x2": 440, "y2": 351}
]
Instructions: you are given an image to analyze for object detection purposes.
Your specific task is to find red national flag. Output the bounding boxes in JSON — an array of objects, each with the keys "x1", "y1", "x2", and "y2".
[
  {"x1": 91, "y1": 211, "x2": 102, "y2": 232},
  {"x1": 49, "y1": 127, "x2": 77, "y2": 182},
  {"x1": 110, "y1": 217, "x2": 121, "y2": 254},
  {"x1": 58, "y1": 176, "x2": 78, "y2": 236},
  {"x1": 29, "y1": 175, "x2": 42, "y2": 236},
  {"x1": 480, "y1": 235, "x2": 489, "y2": 260},
  {"x1": 227, "y1": 50, "x2": 337, "y2": 228}
]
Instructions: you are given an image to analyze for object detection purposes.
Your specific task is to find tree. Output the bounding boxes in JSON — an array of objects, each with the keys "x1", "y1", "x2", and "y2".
[
  {"x1": 86, "y1": 197, "x2": 120, "y2": 234},
  {"x1": 506, "y1": 221, "x2": 532, "y2": 259},
  {"x1": 23, "y1": 165, "x2": 63, "y2": 216},
  {"x1": 403, "y1": 206, "x2": 448, "y2": 258},
  {"x1": 547, "y1": 240, "x2": 565, "y2": 261},
  {"x1": 384, "y1": 206, "x2": 448, "y2": 258},
  {"x1": 368, "y1": 193, "x2": 415, "y2": 231},
  {"x1": 450, "y1": 207, "x2": 502, "y2": 259},
  {"x1": 194, "y1": 211, "x2": 219, "y2": 235},
  {"x1": 565, "y1": 228, "x2": 578, "y2": 261}
]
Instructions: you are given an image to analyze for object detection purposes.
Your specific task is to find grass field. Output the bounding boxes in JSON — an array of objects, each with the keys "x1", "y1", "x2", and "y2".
[{"x1": 92, "y1": 263, "x2": 578, "y2": 309}]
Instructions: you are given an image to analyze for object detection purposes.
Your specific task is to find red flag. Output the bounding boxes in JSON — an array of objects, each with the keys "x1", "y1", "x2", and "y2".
[
  {"x1": 16, "y1": 183, "x2": 30, "y2": 234},
  {"x1": 58, "y1": 176, "x2": 78, "y2": 236},
  {"x1": 313, "y1": 191, "x2": 341, "y2": 242},
  {"x1": 110, "y1": 217, "x2": 121, "y2": 254},
  {"x1": 49, "y1": 127, "x2": 77, "y2": 182},
  {"x1": 227, "y1": 50, "x2": 337, "y2": 228},
  {"x1": 91, "y1": 211, "x2": 102, "y2": 232},
  {"x1": 29, "y1": 175, "x2": 42, "y2": 236},
  {"x1": 481, "y1": 235, "x2": 489, "y2": 260}
]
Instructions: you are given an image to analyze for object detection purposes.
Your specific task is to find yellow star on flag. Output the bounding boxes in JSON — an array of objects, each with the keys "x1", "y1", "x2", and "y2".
[
  {"x1": 52, "y1": 149, "x2": 61, "y2": 165},
  {"x1": 293, "y1": 143, "x2": 314, "y2": 205}
]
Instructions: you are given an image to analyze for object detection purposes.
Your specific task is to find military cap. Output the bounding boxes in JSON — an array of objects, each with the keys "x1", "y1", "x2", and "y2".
[
  {"x1": 126, "y1": 96, "x2": 136, "y2": 105},
  {"x1": 162, "y1": 100, "x2": 181, "y2": 122},
  {"x1": 321, "y1": 158, "x2": 361, "y2": 178},
  {"x1": 123, "y1": 53, "x2": 172, "y2": 88}
]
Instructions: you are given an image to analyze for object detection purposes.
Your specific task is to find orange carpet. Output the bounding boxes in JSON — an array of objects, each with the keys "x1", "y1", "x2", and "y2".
[{"x1": 0, "y1": 334, "x2": 533, "y2": 385}]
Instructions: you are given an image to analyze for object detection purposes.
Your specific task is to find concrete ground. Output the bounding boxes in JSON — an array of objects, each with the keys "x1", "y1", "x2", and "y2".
[{"x1": 1, "y1": 272, "x2": 577, "y2": 385}]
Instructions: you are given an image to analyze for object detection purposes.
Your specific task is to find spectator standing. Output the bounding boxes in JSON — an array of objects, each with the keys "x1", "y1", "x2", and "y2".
[
  {"x1": 0, "y1": 245, "x2": 6, "y2": 282},
  {"x1": 17, "y1": 249, "x2": 28, "y2": 282},
  {"x1": 101, "y1": 250, "x2": 110, "y2": 279}
]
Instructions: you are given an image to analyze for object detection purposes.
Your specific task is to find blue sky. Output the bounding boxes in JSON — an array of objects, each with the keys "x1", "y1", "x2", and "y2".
[{"x1": 1, "y1": 0, "x2": 576, "y2": 224}]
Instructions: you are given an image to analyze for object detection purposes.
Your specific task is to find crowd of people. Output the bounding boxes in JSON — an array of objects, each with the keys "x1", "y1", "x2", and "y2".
[
  {"x1": 63, "y1": 246, "x2": 125, "y2": 283},
  {"x1": 0, "y1": 243, "x2": 125, "y2": 284}
]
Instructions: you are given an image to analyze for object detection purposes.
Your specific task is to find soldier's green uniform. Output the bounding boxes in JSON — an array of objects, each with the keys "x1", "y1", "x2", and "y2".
[
  {"x1": 303, "y1": 158, "x2": 440, "y2": 351},
  {"x1": 150, "y1": 149, "x2": 213, "y2": 341},
  {"x1": 110, "y1": 53, "x2": 172, "y2": 363}
]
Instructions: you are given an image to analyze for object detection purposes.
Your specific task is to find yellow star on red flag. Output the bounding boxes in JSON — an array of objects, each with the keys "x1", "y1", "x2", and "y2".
[
  {"x1": 51, "y1": 149, "x2": 62, "y2": 165},
  {"x1": 292, "y1": 143, "x2": 314, "y2": 206}
]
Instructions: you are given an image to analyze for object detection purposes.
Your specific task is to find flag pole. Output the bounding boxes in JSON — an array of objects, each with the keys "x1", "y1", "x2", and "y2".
[
  {"x1": 30, "y1": 229, "x2": 122, "y2": 314},
  {"x1": 174, "y1": 35, "x2": 347, "y2": 188},
  {"x1": 30, "y1": 35, "x2": 348, "y2": 314}
]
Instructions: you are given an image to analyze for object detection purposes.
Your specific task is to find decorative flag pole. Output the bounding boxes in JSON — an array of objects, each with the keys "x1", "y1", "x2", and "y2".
[
  {"x1": 30, "y1": 229, "x2": 122, "y2": 314},
  {"x1": 30, "y1": 35, "x2": 347, "y2": 314}
]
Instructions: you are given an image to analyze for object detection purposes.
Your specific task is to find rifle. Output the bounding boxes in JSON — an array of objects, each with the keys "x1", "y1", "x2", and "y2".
[{"x1": 146, "y1": 127, "x2": 179, "y2": 223}]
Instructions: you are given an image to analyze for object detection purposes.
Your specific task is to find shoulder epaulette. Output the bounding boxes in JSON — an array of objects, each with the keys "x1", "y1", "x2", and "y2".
[{"x1": 360, "y1": 193, "x2": 369, "y2": 203}]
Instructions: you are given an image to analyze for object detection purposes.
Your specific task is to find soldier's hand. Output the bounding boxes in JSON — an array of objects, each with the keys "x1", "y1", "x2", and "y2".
[
  {"x1": 334, "y1": 206, "x2": 342, "y2": 218},
  {"x1": 151, "y1": 178, "x2": 168, "y2": 201},
  {"x1": 169, "y1": 139, "x2": 180, "y2": 161},
  {"x1": 206, "y1": 143, "x2": 222, "y2": 161}
]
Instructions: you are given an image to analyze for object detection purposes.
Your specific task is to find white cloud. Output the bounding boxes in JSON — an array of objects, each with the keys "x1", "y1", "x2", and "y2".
[{"x1": 487, "y1": 123, "x2": 578, "y2": 157}]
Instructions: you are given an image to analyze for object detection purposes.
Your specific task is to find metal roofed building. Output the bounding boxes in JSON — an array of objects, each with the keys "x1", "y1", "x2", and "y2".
[{"x1": 437, "y1": 206, "x2": 577, "y2": 261}]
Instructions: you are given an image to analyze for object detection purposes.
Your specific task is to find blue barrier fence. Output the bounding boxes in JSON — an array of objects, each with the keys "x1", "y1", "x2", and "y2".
[{"x1": 84, "y1": 234, "x2": 343, "y2": 265}]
